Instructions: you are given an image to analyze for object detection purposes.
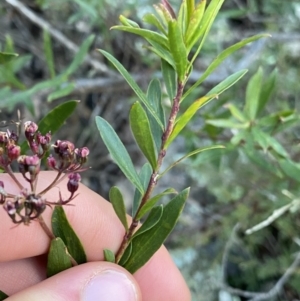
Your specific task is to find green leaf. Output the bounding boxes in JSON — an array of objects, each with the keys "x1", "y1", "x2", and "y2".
[
  {"x1": 185, "y1": 0, "x2": 206, "y2": 49},
  {"x1": 52, "y1": 206, "x2": 87, "y2": 264},
  {"x1": 63, "y1": 34, "x2": 95, "y2": 77},
  {"x1": 46, "y1": 237, "x2": 73, "y2": 277},
  {"x1": 130, "y1": 102, "x2": 157, "y2": 169},
  {"x1": 279, "y1": 159, "x2": 300, "y2": 182},
  {"x1": 109, "y1": 186, "x2": 128, "y2": 232},
  {"x1": 43, "y1": 30, "x2": 56, "y2": 78},
  {"x1": 186, "y1": 0, "x2": 195, "y2": 23},
  {"x1": 132, "y1": 163, "x2": 152, "y2": 217},
  {"x1": 188, "y1": 0, "x2": 225, "y2": 64},
  {"x1": 207, "y1": 69, "x2": 248, "y2": 95},
  {"x1": 21, "y1": 100, "x2": 78, "y2": 153},
  {"x1": 111, "y1": 26, "x2": 169, "y2": 49},
  {"x1": 168, "y1": 20, "x2": 188, "y2": 82},
  {"x1": 166, "y1": 95, "x2": 216, "y2": 147},
  {"x1": 0, "y1": 291, "x2": 8, "y2": 300},
  {"x1": 144, "y1": 42, "x2": 175, "y2": 67},
  {"x1": 98, "y1": 50, "x2": 163, "y2": 129},
  {"x1": 225, "y1": 103, "x2": 248, "y2": 122},
  {"x1": 0, "y1": 52, "x2": 18, "y2": 65},
  {"x1": 160, "y1": 145, "x2": 225, "y2": 177},
  {"x1": 251, "y1": 127, "x2": 288, "y2": 158},
  {"x1": 257, "y1": 68, "x2": 277, "y2": 115},
  {"x1": 161, "y1": 59, "x2": 177, "y2": 101},
  {"x1": 123, "y1": 188, "x2": 189, "y2": 273},
  {"x1": 104, "y1": 249, "x2": 116, "y2": 263},
  {"x1": 136, "y1": 188, "x2": 177, "y2": 220},
  {"x1": 133, "y1": 205, "x2": 163, "y2": 238},
  {"x1": 183, "y1": 33, "x2": 268, "y2": 101},
  {"x1": 143, "y1": 13, "x2": 167, "y2": 35},
  {"x1": 244, "y1": 67, "x2": 263, "y2": 120},
  {"x1": 146, "y1": 79, "x2": 165, "y2": 151},
  {"x1": 206, "y1": 119, "x2": 249, "y2": 128},
  {"x1": 119, "y1": 15, "x2": 140, "y2": 28},
  {"x1": 178, "y1": 0, "x2": 188, "y2": 35},
  {"x1": 47, "y1": 83, "x2": 75, "y2": 102},
  {"x1": 95, "y1": 116, "x2": 144, "y2": 194}
]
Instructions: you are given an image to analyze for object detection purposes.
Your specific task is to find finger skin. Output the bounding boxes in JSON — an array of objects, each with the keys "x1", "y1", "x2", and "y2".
[
  {"x1": 0, "y1": 172, "x2": 191, "y2": 301},
  {"x1": 5, "y1": 262, "x2": 142, "y2": 301}
]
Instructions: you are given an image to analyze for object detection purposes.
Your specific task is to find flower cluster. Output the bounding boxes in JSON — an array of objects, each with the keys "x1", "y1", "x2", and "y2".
[{"x1": 0, "y1": 120, "x2": 89, "y2": 225}]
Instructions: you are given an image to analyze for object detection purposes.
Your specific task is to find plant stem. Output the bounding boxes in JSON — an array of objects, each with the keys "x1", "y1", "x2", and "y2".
[
  {"x1": 6, "y1": 165, "x2": 24, "y2": 190},
  {"x1": 115, "y1": 81, "x2": 185, "y2": 263},
  {"x1": 38, "y1": 215, "x2": 55, "y2": 239}
]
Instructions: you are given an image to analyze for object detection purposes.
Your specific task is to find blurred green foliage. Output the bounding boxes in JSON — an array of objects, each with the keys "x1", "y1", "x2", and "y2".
[{"x1": 1, "y1": 0, "x2": 300, "y2": 299}]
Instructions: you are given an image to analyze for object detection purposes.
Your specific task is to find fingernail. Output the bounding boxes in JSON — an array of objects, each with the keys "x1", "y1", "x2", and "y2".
[{"x1": 82, "y1": 269, "x2": 138, "y2": 301}]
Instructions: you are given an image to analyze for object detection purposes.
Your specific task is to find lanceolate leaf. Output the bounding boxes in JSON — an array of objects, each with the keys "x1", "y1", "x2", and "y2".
[
  {"x1": 132, "y1": 163, "x2": 152, "y2": 217},
  {"x1": 136, "y1": 188, "x2": 177, "y2": 219},
  {"x1": 160, "y1": 145, "x2": 225, "y2": 177},
  {"x1": 168, "y1": 20, "x2": 188, "y2": 82},
  {"x1": 183, "y1": 33, "x2": 268, "y2": 101},
  {"x1": 96, "y1": 116, "x2": 144, "y2": 194},
  {"x1": 98, "y1": 50, "x2": 163, "y2": 129},
  {"x1": 133, "y1": 206, "x2": 163, "y2": 238},
  {"x1": 0, "y1": 52, "x2": 18, "y2": 65},
  {"x1": 244, "y1": 67, "x2": 263, "y2": 120},
  {"x1": 279, "y1": 159, "x2": 300, "y2": 182},
  {"x1": 123, "y1": 188, "x2": 189, "y2": 273},
  {"x1": 21, "y1": 100, "x2": 78, "y2": 153},
  {"x1": 111, "y1": 26, "x2": 169, "y2": 49},
  {"x1": 63, "y1": 34, "x2": 95, "y2": 77},
  {"x1": 146, "y1": 79, "x2": 165, "y2": 151},
  {"x1": 119, "y1": 15, "x2": 140, "y2": 28},
  {"x1": 185, "y1": 0, "x2": 206, "y2": 48},
  {"x1": 47, "y1": 83, "x2": 75, "y2": 102},
  {"x1": 109, "y1": 186, "x2": 129, "y2": 232},
  {"x1": 257, "y1": 68, "x2": 277, "y2": 116},
  {"x1": 178, "y1": 0, "x2": 188, "y2": 36},
  {"x1": 43, "y1": 30, "x2": 56, "y2": 78},
  {"x1": 143, "y1": 13, "x2": 167, "y2": 35},
  {"x1": 207, "y1": 69, "x2": 248, "y2": 95},
  {"x1": 188, "y1": 0, "x2": 225, "y2": 64},
  {"x1": 52, "y1": 206, "x2": 87, "y2": 264},
  {"x1": 161, "y1": 59, "x2": 177, "y2": 101},
  {"x1": 225, "y1": 103, "x2": 248, "y2": 122},
  {"x1": 104, "y1": 249, "x2": 116, "y2": 263},
  {"x1": 130, "y1": 102, "x2": 157, "y2": 169},
  {"x1": 166, "y1": 95, "x2": 216, "y2": 147},
  {"x1": 46, "y1": 238, "x2": 73, "y2": 277},
  {"x1": 0, "y1": 291, "x2": 8, "y2": 300}
]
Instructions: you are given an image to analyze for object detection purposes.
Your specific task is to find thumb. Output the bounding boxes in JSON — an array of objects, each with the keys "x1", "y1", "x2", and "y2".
[{"x1": 7, "y1": 262, "x2": 141, "y2": 301}]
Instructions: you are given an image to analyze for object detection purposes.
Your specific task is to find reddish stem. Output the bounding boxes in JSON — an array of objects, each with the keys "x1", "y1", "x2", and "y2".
[{"x1": 115, "y1": 81, "x2": 185, "y2": 263}]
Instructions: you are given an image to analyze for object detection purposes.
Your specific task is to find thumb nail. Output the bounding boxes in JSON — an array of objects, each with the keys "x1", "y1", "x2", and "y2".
[{"x1": 82, "y1": 269, "x2": 138, "y2": 301}]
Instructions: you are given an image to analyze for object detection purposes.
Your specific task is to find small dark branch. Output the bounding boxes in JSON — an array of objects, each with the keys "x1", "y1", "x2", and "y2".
[
  {"x1": 38, "y1": 215, "x2": 55, "y2": 239},
  {"x1": 38, "y1": 171, "x2": 63, "y2": 195},
  {"x1": 5, "y1": 165, "x2": 24, "y2": 190},
  {"x1": 248, "y1": 252, "x2": 300, "y2": 301},
  {"x1": 5, "y1": 0, "x2": 115, "y2": 75},
  {"x1": 219, "y1": 225, "x2": 300, "y2": 301}
]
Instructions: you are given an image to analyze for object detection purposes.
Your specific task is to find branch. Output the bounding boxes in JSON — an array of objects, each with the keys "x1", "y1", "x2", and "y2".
[
  {"x1": 5, "y1": 0, "x2": 116, "y2": 76},
  {"x1": 248, "y1": 252, "x2": 300, "y2": 301}
]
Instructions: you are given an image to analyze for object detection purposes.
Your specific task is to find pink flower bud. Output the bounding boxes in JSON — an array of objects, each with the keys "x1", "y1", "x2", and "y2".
[
  {"x1": 67, "y1": 173, "x2": 81, "y2": 194},
  {"x1": 24, "y1": 121, "x2": 38, "y2": 142},
  {"x1": 7, "y1": 144, "x2": 20, "y2": 161},
  {"x1": 0, "y1": 131, "x2": 8, "y2": 145},
  {"x1": 3, "y1": 200, "x2": 16, "y2": 216},
  {"x1": 74, "y1": 147, "x2": 89, "y2": 164},
  {"x1": 47, "y1": 155, "x2": 57, "y2": 170},
  {"x1": 53, "y1": 140, "x2": 75, "y2": 160}
]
